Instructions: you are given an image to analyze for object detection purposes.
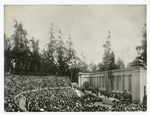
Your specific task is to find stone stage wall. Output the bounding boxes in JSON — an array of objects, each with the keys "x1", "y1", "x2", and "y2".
[{"x1": 78, "y1": 66, "x2": 147, "y2": 103}]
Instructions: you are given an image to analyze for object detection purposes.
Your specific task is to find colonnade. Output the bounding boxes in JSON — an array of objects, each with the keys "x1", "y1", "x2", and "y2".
[
  {"x1": 113, "y1": 74, "x2": 132, "y2": 92},
  {"x1": 78, "y1": 60, "x2": 147, "y2": 103},
  {"x1": 79, "y1": 74, "x2": 132, "y2": 93}
]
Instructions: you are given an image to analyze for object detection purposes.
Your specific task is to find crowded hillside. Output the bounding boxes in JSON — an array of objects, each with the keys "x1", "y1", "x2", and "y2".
[
  {"x1": 4, "y1": 75, "x2": 147, "y2": 112},
  {"x1": 4, "y1": 75, "x2": 71, "y2": 112}
]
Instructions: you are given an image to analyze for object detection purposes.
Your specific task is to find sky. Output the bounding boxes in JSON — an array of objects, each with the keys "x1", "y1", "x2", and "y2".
[{"x1": 4, "y1": 5, "x2": 147, "y2": 66}]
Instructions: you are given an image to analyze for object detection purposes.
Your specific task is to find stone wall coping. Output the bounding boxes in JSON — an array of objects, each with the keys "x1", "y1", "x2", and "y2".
[
  {"x1": 79, "y1": 68, "x2": 133, "y2": 76},
  {"x1": 79, "y1": 67, "x2": 146, "y2": 76}
]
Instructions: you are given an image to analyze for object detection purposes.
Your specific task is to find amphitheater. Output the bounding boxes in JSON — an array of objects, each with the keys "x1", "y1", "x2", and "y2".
[{"x1": 4, "y1": 58, "x2": 147, "y2": 112}]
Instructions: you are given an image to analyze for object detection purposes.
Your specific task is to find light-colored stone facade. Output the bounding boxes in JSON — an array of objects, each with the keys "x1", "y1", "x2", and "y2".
[{"x1": 78, "y1": 67, "x2": 147, "y2": 103}]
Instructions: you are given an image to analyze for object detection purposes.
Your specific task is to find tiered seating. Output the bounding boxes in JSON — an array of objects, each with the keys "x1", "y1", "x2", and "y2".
[
  {"x1": 4, "y1": 75, "x2": 147, "y2": 112},
  {"x1": 4, "y1": 75, "x2": 71, "y2": 112}
]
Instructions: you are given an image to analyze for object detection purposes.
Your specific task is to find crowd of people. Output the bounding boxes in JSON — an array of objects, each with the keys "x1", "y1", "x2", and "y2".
[
  {"x1": 24, "y1": 88, "x2": 83, "y2": 112},
  {"x1": 4, "y1": 75, "x2": 71, "y2": 112},
  {"x1": 14, "y1": 88, "x2": 111, "y2": 112},
  {"x1": 82, "y1": 94, "x2": 102, "y2": 103},
  {"x1": 99, "y1": 89, "x2": 132, "y2": 104},
  {"x1": 4, "y1": 94, "x2": 22, "y2": 112},
  {"x1": 22, "y1": 89, "x2": 147, "y2": 112},
  {"x1": 4, "y1": 75, "x2": 147, "y2": 112},
  {"x1": 111, "y1": 102, "x2": 147, "y2": 111}
]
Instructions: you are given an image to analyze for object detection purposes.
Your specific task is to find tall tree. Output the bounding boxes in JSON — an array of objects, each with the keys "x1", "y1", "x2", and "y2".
[
  {"x1": 78, "y1": 52, "x2": 89, "y2": 72},
  {"x1": 11, "y1": 20, "x2": 31, "y2": 74},
  {"x1": 4, "y1": 34, "x2": 12, "y2": 73},
  {"x1": 89, "y1": 61, "x2": 97, "y2": 73},
  {"x1": 103, "y1": 31, "x2": 111, "y2": 70},
  {"x1": 29, "y1": 37, "x2": 41, "y2": 73},
  {"x1": 56, "y1": 29, "x2": 68, "y2": 76},
  {"x1": 136, "y1": 23, "x2": 147, "y2": 64},
  {"x1": 102, "y1": 31, "x2": 117, "y2": 70},
  {"x1": 116, "y1": 57, "x2": 125, "y2": 69},
  {"x1": 42, "y1": 23, "x2": 58, "y2": 75},
  {"x1": 109, "y1": 51, "x2": 118, "y2": 70},
  {"x1": 97, "y1": 63, "x2": 105, "y2": 72},
  {"x1": 66, "y1": 35, "x2": 77, "y2": 81}
]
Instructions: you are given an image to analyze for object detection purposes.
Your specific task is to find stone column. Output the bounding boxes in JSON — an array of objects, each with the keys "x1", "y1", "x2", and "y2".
[
  {"x1": 94, "y1": 77, "x2": 95, "y2": 87},
  {"x1": 124, "y1": 75, "x2": 129, "y2": 91},
  {"x1": 82, "y1": 77, "x2": 84, "y2": 88},
  {"x1": 121, "y1": 75, "x2": 124, "y2": 91},
  {"x1": 96, "y1": 76, "x2": 97, "y2": 87},
  {"x1": 92, "y1": 76, "x2": 95, "y2": 87},
  {"x1": 129, "y1": 75, "x2": 132, "y2": 93},
  {"x1": 116, "y1": 75, "x2": 119, "y2": 91},
  {"x1": 92, "y1": 77, "x2": 94, "y2": 87},
  {"x1": 100, "y1": 76, "x2": 102, "y2": 88},
  {"x1": 113, "y1": 76, "x2": 117, "y2": 91},
  {"x1": 89, "y1": 77, "x2": 90, "y2": 87},
  {"x1": 123, "y1": 75, "x2": 125, "y2": 91},
  {"x1": 91, "y1": 77, "x2": 92, "y2": 87},
  {"x1": 98, "y1": 76, "x2": 101, "y2": 88},
  {"x1": 130, "y1": 57, "x2": 146, "y2": 103},
  {"x1": 83, "y1": 77, "x2": 84, "y2": 87},
  {"x1": 131, "y1": 69, "x2": 146, "y2": 103},
  {"x1": 78, "y1": 75, "x2": 80, "y2": 88},
  {"x1": 112, "y1": 76, "x2": 114, "y2": 90},
  {"x1": 99, "y1": 76, "x2": 101, "y2": 88},
  {"x1": 101, "y1": 76, "x2": 102, "y2": 88},
  {"x1": 91, "y1": 76, "x2": 92, "y2": 87},
  {"x1": 80, "y1": 76, "x2": 82, "y2": 87},
  {"x1": 132, "y1": 69, "x2": 141, "y2": 103},
  {"x1": 101, "y1": 76, "x2": 103, "y2": 88},
  {"x1": 94, "y1": 76, "x2": 97, "y2": 87},
  {"x1": 97, "y1": 76, "x2": 98, "y2": 87},
  {"x1": 79, "y1": 75, "x2": 82, "y2": 88},
  {"x1": 90, "y1": 76, "x2": 92, "y2": 87},
  {"x1": 131, "y1": 68, "x2": 147, "y2": 103},
  {"x1": 103, "y1": 76, "x2": 105, "y2": 88},
  {"x1": 100, "y1": 76, "x2": 101, "y2": 88},
  {"x1": 95, "y1": 76, "x2": 98, "y2": 87},
  {"x1": 119, "y1": 75, "x2": 123, "y2": 92},
  {"x1": 102, "y1": 76, "x2": 103, "y2": 88}
]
